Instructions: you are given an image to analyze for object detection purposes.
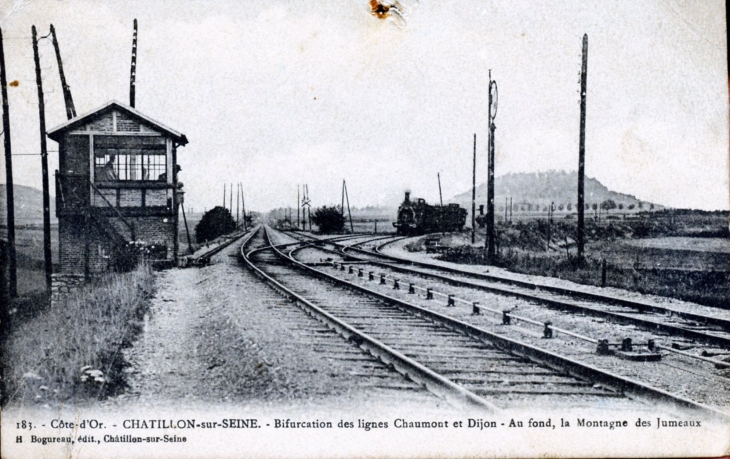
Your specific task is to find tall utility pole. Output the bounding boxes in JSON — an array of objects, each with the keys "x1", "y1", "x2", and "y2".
[
  {"x1": 223, "y1": 183, "x2": 226, "y2": 209},
  {"x1": 486, "y1": 70, "x2": 498, "y2": 260},
  {"x1": 343, "y1": 180, "x2": 354, "y2": 233},
  {"x1": 302, "y1": 185, "x2": 307, "y2": 229},
  {"x1": 297, "y1": 185, "x2": 300, "y2": 230},
  {"x1": 32, "y1": 26, "x2": 52, "y2": 293},
  {"x1": 50, "y1": 25, "x2": 75, "y2": 119},
  {"x1": 304, "y1": 184, "x2": 312, "y2": 231},
  {"x1": 577, "y1": 34, "x2": 588, "y2": 259},
  {"x1": 471, "y1": 134, "x2": 476, "y2": 244},
  {"x1": 306, "y1": 185, "x2": 312, "y2": 231},
  {"x1": 438, "y1": 172, "x2": 444, "y2": 235},
  {"x1": 547, "y1": 202, "x2": 554, "y2": 252},
  {"x1": 341, "y1": 180, "x2": 345, "y2": 221},
  {"x1": 229, "y1": 183, "x2": 232, "y2": 214},
  {"x1": 241, "y1": 183, "x2": 247, "y2": 231},
  {"x1": 236, "y1": 183, "x2": 240, "y2": 226},
  {"x1": 129, "y1": 19, "x2": 138, "y2": 108},
  {"x1": 181, "y1": 204, "x2": 193, "y2": 254},
  {"x1": 0, "y1": 28, "x2": 16, "y2": 298}
]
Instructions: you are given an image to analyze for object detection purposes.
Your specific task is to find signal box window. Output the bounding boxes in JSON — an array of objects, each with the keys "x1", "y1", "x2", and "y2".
[
  {"x1": 94, "y1": 153, "x2": 166, "y2": 181},
  {"x1": 93, "y1": 135, "x2": 167, "y2": 182}
]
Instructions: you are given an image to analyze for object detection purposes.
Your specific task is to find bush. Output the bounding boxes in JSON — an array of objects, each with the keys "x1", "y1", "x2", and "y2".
[
  {"x1": 3, "y1": 265, "x2": 155, "y2": 406},
  {"x1": 195, "y1": 206, "x2": 236, "y2": 243},
  {"x1": 311, "y1": 205, "x2": 345, "y2": 233}
]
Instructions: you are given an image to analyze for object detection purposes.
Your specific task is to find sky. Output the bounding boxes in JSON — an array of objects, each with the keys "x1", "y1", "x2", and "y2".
[{"x1": 0, "y1": 0, "x2": 727, "y2": 212}]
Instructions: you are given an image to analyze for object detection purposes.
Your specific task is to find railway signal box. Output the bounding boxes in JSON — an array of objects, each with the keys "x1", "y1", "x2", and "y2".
[{"x1": 48, "y1": 100, "x2": 188, "y2": 282}]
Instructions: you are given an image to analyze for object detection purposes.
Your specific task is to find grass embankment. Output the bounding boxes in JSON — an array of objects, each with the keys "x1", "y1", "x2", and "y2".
[{"x1": 3, "y1": 265, "x2": 155, "y2": 406}]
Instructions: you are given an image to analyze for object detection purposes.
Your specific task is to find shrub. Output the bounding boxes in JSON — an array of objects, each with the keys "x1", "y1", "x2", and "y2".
[
  {"x1": 195, "y1": 206, "x2": 236, "y2": 243},
  {"x1": 311, "y1": 205, "x2": 346, "y2": 233}
]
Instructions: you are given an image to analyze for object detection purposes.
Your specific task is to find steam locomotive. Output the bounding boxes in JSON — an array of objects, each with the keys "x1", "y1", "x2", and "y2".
[{"x1": 393, "y1": 192, "x2": 467, "y2": 235}]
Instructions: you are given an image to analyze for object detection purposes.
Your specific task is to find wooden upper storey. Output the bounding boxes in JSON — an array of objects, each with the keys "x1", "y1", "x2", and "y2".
[{"x1": 48, "y1": 101, "x2": 188, "y2": 215}]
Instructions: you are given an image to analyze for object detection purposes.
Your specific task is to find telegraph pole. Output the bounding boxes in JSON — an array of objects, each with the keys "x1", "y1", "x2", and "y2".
[
  {"x1": 343, "y1": 180, "x2": 354, "y2": 233},
  {"x1": 32, "y1": 26, "x2": 52, "y2": 293},
  {"x1": 51, "y1": 24, "x2": 76, "y2": 119},
  {"x1": 438, "y1": 172, "x2": 445, "y2": 235},
  {"x1": 181, "y1": 204, "x2": 193, "y2": 254},
  {"x1": 0, "y1": 28, "x2": 16, "y2": 297},
  {"x1": 236, "y1": 183, "x2": 240, "y2": 226},
  {"x1": 297, "y1": 185, "x2": 300, "y2": 230},
  {"x1": 306, "y1": 185, "x2": 312, "y2": 231},
  {"x1": 229, "y1": 183, "x2": 232, "y2": 214},
  {"x1": 577, "y1": 34, "x2": 588, "y2": 259},
  {"x1": 130, "y1": 19, "x2": 137, "y2": 108},
  {"x1": 50, "y1": 25, "x2": 75, "y2": 119},
  {"x1": 486, "y1": 71, "x2": 498, "y2": 260},
  {"x1": 223, "y1": 183, "x2": 226, "y2": 209},
  {"x1": 471, "y1": 134, "x2": 476, "y2": 244},
  {"x1": 241, "y1": 184, "x2": 247, "y2": 231}
]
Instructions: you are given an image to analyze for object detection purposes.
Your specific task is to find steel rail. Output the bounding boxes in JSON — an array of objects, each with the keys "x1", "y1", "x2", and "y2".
[
  {"x1": 187, "y1": 228, "x2": 253, "y2": 266},
  {"x1": 362, "y1": 242, "x2": 730, "y2": 332},
  {"x1": 331, "y1": 245, "x2": 730, "y2": 348},
  {"x1": 240, "y1": 227, "x2": 501, "y2": 412},
  {"x1": 289, "y1": 231, "x2": 398, "y2": 249},
  {"x1": 296, "y1": 241, "x2": 730, "y2": 369},
  {"x1": 267, "y1": 228, "x2": 729, "y2": 420},
  {"x1": 348, "y1": 235, "x2": 405, "y2": 248},
  {"x1": 321, "y1": 261, "x2": 730, "y2": 370},
  {"x1": 291, "y1": 237, "x2": 730, "y2": 349}
]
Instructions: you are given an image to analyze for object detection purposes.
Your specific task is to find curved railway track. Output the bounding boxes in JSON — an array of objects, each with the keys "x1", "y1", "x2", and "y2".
[
  {"x1": 183, "y1": 230, "x2": 251, "y2": 266},
  {"x1": 290, "y1": 232, "x2": 730, "y2": 352},
  {"x1": 368, "y1": 237, "x2": 730, "y2": 331},
  {"x1": 241, "y1": 226, "x2": 728, "y2": 418}
]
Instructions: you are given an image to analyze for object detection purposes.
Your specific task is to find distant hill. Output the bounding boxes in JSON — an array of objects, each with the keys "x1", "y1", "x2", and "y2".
[
  {"x1": 0, "y1": 184, "x2": 57, "y2": 226},
  {"x1": 450, "y1": 170, "x2": 662, "y2": 213}
]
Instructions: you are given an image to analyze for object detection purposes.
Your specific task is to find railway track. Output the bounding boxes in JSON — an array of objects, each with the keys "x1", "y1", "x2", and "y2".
[
  {"x1": 369, "y1": 237, "x2": 730, "y2": 329},
  {"x1": 242, "y1": 226, "x2": 727, "y2": 417},
  {"x1": 292, "y1": 234, "x2": 730, "y2": 351},
  {"x1": 182, "y1": 229, "x2": 251, "y2": 267}
]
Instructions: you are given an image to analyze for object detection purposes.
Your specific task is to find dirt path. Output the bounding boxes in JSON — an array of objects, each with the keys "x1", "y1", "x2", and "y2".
[{"x1": 119, "y1": 241, "x2": 440, "y2": 410}]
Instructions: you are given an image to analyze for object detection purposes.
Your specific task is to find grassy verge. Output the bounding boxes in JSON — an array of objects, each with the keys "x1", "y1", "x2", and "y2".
[{"x1": 3, "y1": 264, "x2": 155, "y2": 407}]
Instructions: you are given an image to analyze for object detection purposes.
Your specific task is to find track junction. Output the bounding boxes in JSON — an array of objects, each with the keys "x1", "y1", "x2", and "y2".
[{"x1": 216, "y1": 225, "x2": 730, "y2": 420}]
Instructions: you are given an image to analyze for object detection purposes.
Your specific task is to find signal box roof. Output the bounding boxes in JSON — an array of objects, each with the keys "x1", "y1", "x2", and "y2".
[{"x1": 47, "y1": 100, "x2": 188, "y2": 146}]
